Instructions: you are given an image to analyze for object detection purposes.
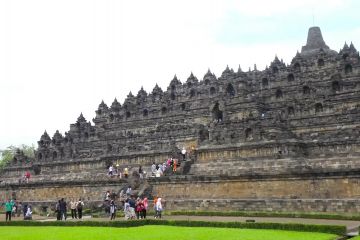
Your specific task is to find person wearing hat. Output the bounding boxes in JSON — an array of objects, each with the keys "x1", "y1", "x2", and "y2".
[{"x1": 124, "y1": 167, "x2": 129, "y2": 178}]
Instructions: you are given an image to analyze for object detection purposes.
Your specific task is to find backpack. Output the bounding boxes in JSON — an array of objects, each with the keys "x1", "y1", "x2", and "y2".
[{"x1": 77, "y1": 201, "x2": 83, "y2": 210}]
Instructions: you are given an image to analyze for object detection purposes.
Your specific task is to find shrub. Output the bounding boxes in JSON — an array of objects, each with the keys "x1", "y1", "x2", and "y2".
[
  {"x1": 82, "y1": 209, "x2": 92, "y2": 215},
  {"x1": 169, "y1": 210, "x2": 360, "y2": 221},
  {"x1": 0, "y1": 220, "x2": 346, "y2": 235}
]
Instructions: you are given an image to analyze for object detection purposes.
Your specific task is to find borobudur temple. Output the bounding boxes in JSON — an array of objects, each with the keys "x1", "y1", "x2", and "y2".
[{"x1": 1, "y1": 26, "x2": 360, "y2": 213}]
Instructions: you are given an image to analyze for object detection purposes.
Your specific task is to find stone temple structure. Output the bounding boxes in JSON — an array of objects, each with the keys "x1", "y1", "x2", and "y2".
[{"x1": 1, "y1": 26, "x2": 360, "y2": 213}]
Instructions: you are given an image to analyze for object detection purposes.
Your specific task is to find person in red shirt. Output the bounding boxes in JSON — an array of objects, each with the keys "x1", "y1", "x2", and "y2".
[{"x1": 24, "y1": 171, "x2": 31, "y2": 183}]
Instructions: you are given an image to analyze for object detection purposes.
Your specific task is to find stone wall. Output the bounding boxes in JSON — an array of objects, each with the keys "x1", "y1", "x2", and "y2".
[
  {"x1": 165, "y1": 199, "x2": 360, "y2": 213},
  {"x1": 0, "y1": 180, "x2": 126, "y2": 206},
  {"x1": 150, "y1": 175, "x2": 360, "y2": 200},
  {"x1": 2, "y1": 173, "x2": 360, "y2": 213}
]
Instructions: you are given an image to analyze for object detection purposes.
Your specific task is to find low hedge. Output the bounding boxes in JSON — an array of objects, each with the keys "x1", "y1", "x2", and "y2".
[
  {"x1": 169, "y1": 210, "x2": 360, "y2": 221},
  {"x1": 0, "y1": 219, "x2": 346, "y2": 235}
]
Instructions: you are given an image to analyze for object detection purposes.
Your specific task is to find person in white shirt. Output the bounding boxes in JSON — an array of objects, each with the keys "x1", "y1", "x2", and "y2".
[
  {"x1": 70, "y1": 199, "x2": 77, "y2": 219},
  {"x1": 151, "y1": 163, "x2": 156, "y2": 176},
  {"x1": 155, "y1": 198, "x2": 163, "y2": 219},
  {"x1": 126, "y1": 186, "x2": 132, "y2": 196},
  {"x1": 24, "y1": 205, "x2": 32, "y2": 220},
  {"x1": 181, "y1": 147, "x2": 186, "y2": 161},
  {"x1": 108, "y1": 165, "x2": 114, "y2": 176},
  {"x1": 124, "y1": 200, "x2": 131, "y2": 220}
]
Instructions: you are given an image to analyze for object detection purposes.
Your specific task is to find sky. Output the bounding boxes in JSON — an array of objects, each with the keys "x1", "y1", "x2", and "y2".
[{"x1": 0, "y1": 0, "x2": 359, "y2": 150}]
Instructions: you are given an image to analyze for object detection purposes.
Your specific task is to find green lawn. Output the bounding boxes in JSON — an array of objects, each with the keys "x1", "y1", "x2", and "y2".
[{"x1": 0, "y1": 225, "x2": 337, "y2": 240}]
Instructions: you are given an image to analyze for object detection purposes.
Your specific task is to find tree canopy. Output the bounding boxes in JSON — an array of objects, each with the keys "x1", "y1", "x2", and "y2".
[{"x1": 0, "y1": 144, "x2": 35, "y2": 169}]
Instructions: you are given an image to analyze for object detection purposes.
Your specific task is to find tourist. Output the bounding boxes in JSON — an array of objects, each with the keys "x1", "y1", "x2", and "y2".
[
  {"x1": 4, "y1": 199, "x2": 14, "y2": 221},
  {"x1": 181, "y1": 147, "x2": 186, "y2": 161},
  {"x1": 23, "y1": 203, "x2": 28, "y2": 219},
  {"x1": 124, "y1": 167, "x2": 129, "y2": 178},
  {"x1": 128, "y1": 196, "x2": 136, "y2": 219},
  {"x1": 170, "y1": 158, "x2": 174, "y2": 168},
  {"x1": 139, "y1": 166, "x2": 143, "y2": 179},
  {"x1": 104, "y1": 200, "x2": 110, "y2": 216},
  {"x1": 59, "y1": 198, "x2": 67, "y2": 220},
  {"x1": 24, "y1": 170, "x2": 31, "y2": 183},
  {"x1": 135, "y1": 197, "x2": 144, "y2": 219},
  {"x1": 11, "y1": 203, "x2": 16, "y2": 217},
  {"x1": 151, "y1": 162, "x2": 156, "y2": 176},
  {"x1": 155, "y1": 167, "x2": 162, "y2": 177},
  {"x1": 17, "y1": 202, "x2": 22, "y2": 217},
  {"x1": 153, "y1": 196, "x2": 158, "y2": 217},
  {"x1": 77, "y1": 198, "x2": 84, "y2": 219},
  {"x1": 116, "y1": 164, "x2": 122, "y2": 178},
  {"x1": 119, "y1": 190, "x2": 126, "y2": 203},
  {"x1": 142, "y1": 197, "x2": 148, "y2": 219},
  {"x1": 24, "y1": 205, "x2": 32, "y2": 220},
  {"x1": 104, "y1": 190, "x2": 110, "y2": 201},
  {"x1": 126, "y1": 186, "x2": 132, "y2": 196},
  {"x1": 155, "y1": 198, "x2": 163, "y2": 219},
  {"x1": 109, "y1": 200, "x2": 116, "y2": 220},
  {"x1": 162, "y1": 162, "x2": 167, "y2": 173},
  {"x1": 123, "y1": 199, "x2": 131, "y2": 220},
  {"x1": 108, "y1": 165, "x2": 114, "y2": 176},
  {"x1": 173, "y1": 159, "x2": 177, "y2": 172},
  {"x1": 70, "y1": 199, "x2": 77, "y2": 219},
  {"x1": 55, "y1": 200, "x2": 61, "y2": 220}
]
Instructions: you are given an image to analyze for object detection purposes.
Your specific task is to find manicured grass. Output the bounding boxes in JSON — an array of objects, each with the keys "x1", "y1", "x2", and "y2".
[{"x1": 0, "y1": 226, "x2": 337, "y2": 240}]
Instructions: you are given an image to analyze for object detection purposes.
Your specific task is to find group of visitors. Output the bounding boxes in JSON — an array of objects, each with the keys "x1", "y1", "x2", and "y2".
[
  {"x1": 151, "y1": 158, "x2": 179, "y2": 177},
  {"x1": 2, "y1": 199, "x2": 32, "y2": 221},
  {"x1": 107, "y1": 147, "x2": 188, "y2": 179},
  {"x1": 104, "y1": 190, "x2": 119, "y2": 220},
  {"x1": 124, "y1": 196, "x2": 149, "y2": 220},
  {"x1": 55, "y1": 198, "x2": 84, "y2": 220},
  {"x1": 3, "y1": 195, "x2": 163, "y2": 222},
  {"x1": 108, "y1": 164, "x2": 130, "y2": 178},
  {"x1": 104, "y1": 188, "x2": 161, "y2": 221},
  {"x1": 108, "y1": 164, "x2": 149, "y2": 179}
]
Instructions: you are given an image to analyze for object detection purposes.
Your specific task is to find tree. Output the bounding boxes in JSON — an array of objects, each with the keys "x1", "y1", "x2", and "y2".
[
  {"x1": 19, "y1": 144, "x2": 35, "y2": 158},
  {"x1": 0, "y1": 145, "x2": 16, "y2": 168},
  {"x1": 0, "y1": 144, "x2": 35, "y2": 169}
]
